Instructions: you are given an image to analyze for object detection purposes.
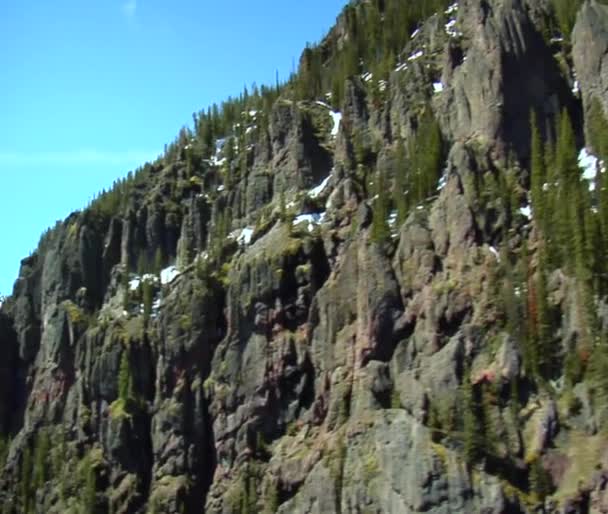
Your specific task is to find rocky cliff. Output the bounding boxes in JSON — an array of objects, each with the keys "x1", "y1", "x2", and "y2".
[{"x1": 3, "y1": 0, "x2": 608, "y2": 513}]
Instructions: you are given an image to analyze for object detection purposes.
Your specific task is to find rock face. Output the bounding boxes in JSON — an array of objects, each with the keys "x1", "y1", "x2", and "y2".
[
  {"x1": 2, "y1": 0, "x2": 608, "y2": 513},
  {"x1": 573, "y1": 1, "x2": 608, "y2": 143}
]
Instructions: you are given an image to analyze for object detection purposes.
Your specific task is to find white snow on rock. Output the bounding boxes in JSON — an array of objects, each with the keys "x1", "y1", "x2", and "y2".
[
  {"x1": 579, "y1": 148, "x2": 599, "y2": 181},
  {"x1": 489, "y1": 246, "x2": 500, "y2": 261},
  {"x1": 238, "y1": 227, "x2": 254, "y2": 246},
  {"x1": 293, "y1": 212, "x2": 325, "y2": 232},
  {"x1": 217, "y1": 184, "x2": 225, "y2": 192},
  {"x1": 129, "y1": 278, "x2": 141, "y2": 291},
  {"x1": 315, "y1": 101, "x2": 342, "y2": 137},
  {"x1": 210, "y1": 155, "x2": 226, "y2": 167},
  {"x1": 160, "y1": 266, "x2": 180, "y2": 285},
  {"x1": 379, "y1": 80, "x2": 388, "y2": 92},
  {"x1": 520, "y1": 205, "x2": 532, "y2": 219},
  {"x1": 437, "y1": 172, "x2": 448, "y2": 191},
  {"x1": 408, "y1": 50, "x2": 424, "y2": 62},
  {"x1": 309, "y1": 175, "x2": 331, "y2": 199},
  {"x1": 445, "y1": 18, "x2": 463, "y2": 38},
  {"x1": 433, "y1": 82, "x2": 444, "y2": 93},
  {"x1": 152, "y1": 297, "x2": 162, "y2": 313},
  {"x1": 395, "y1": 62, "x2": 408, "y2": 72},
  {"x1": 573, "y1": 80, "x2": 580, "y2": 95},
  {"x1": 445, "y1": 2, "x2": 458, "y2": 15},
  {"x1": 362, "y1": 72, "x2": 373, "y2": 82},
  {"x1": 330, "y1": 111, "x2": 342, "y2": 137},
  {"x1": 411, "y1": 28, "x2": 421, "y2": 39}
]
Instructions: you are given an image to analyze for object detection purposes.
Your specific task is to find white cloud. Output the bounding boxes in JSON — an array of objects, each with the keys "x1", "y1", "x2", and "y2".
[
  {"x1": 122, "y1": 0, "x2": 137, "y2": 18},
  {"x1": 0, "y1": 149, "x2": 156, "y2": 168}
]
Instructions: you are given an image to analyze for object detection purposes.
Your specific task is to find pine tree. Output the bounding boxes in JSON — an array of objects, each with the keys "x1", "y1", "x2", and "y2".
[
  {"x1": 393, "y1": 139, "x2": 409, "y2": 224},
  {"x1": 462, "y1": 376, "x2": 484, "y2": 465},
  {"x1": 82, "y1": 453, "x2": 97, "y2": 514},
  {"x1": 20, "y1": 446, "x2": 33, "y2": 514},
  {"x1": 154, "y1": 247, "x2": 164, "y2": 276},
  {"x1": 142, "y1": 278, "x2": 154, "y2": 325},
  {"x1": 555, "y1": 109, "x2": 579, "y2": 269},
  {"x1": 33, "y1": 429, "x2": 50, "y2": 490},
  {"x1": 371, "y1": 168, "x2": 390, "y2": 243},
  {"x1": 118, "y1": 349, "x2": 132, "y2": 402},
  {"x1": 551, "y1": 0, "x2": 583, "y2": 38},
  {"x1": 529, "y1": 456, "x2": 552, "y2": 502},
  {"x1": 536, "y1": 247, "x2": 554, "y2": 378},
  {"x1": 587, "y1": 98, "x2": 608, "y2": 160},
  {"x1": 530, "y1": 111, "x2": 547, "y2": 233}
]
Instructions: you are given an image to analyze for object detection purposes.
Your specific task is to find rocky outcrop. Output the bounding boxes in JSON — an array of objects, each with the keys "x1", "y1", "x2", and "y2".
[
  {"x1": 2, "y1": 0, "x2": 608, "y2": 513},
  {"x1": 573, "y1": 1, "x2": 608, "y2": 146}
]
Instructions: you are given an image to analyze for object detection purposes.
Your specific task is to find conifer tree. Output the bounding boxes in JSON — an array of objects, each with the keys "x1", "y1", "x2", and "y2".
[
  {"x1": 118, "y1": 349, "x2": 132, "y2": 402},
  {"x1": 20, "y1": 446, "x2": 33, "y2": 514},
  {"x1": 530, "y1": 111, "x2": 547, "y2": 233},
  {"x1": 142, "y1": 278, "x2": 154, "y2": 325},
  {"x1": 371, "y1": 168, "x2": 390, "y2": 243},
  {"x1": 82, "y1": 453, "x2": 97, "y2": 514},
  {"x1": 536, "y1": 247, "x2": 554, "y2": 378},
  {"x1": 33, "y1": 429, "x2": 50, "y2": 490},
  {"x1": 154, "y1": 247, "x2": 164, "y2": 276},
  {"x1": 462, "y1": 375, "x2": 484, "y2": 465},
  {"x1": 393, "y1": 139, "x2": 409, "y2": 224},
  {"x1": 555, "y1": 109, "x2": 579, "y2": 269}
]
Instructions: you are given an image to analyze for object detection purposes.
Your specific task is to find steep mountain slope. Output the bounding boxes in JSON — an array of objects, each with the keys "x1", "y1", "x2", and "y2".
[{"x1": 4, "y1": 0, "x2": 608, "y2": 512}]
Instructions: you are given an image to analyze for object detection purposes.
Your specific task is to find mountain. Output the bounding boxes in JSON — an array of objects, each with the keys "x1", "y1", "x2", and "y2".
[{"x1": 4, "y1": 0, "x2": 608, "y2": 512}]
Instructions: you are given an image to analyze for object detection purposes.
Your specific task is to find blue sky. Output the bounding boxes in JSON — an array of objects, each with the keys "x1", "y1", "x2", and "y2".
[{"x1": 0, "y1": 0, "x2": 347, "y2": 296}]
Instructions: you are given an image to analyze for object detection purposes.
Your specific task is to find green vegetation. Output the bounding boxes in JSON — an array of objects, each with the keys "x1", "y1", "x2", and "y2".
[
  {"x1": 111, "y1": 346, "x2": 143, "y2": 419},
  {"x1": 550, "y1": 0, "x2": 608, "y2": 40},
  {"x1": 371, "y1": 167, "x2": 390, "y2": 243},
  {"x1": 295, "y1": 0, "x2": 453, "y2": 105},
  {"x1": 393, "y1": 106, "x2": 443, "y2": 222}
]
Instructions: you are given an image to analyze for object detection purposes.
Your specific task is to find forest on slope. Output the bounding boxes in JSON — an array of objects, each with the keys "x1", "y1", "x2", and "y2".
[{"x1": 3, "y1": 0, "x2": 608, "y2": 513}]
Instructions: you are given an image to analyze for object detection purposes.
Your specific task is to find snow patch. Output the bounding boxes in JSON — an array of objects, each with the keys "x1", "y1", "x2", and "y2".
[
  {"x1": 387, "y1": 210, "x2": 398, "y2": 226},
  {"x1": 309, "y1": 175, "x2": 332, "y2": 199},
  {"x1": 489, "y1": 246, "x2": 500, "y2": 262},
  {"x1": 330, "y1": 111, "x2": 342, "y2": 137},
  {"x1": 408, "y1": 50, "x2": 424, "y2": 62},
  {"x1": 238, "y1": 227, "x2": 254, "y2": 246},
  {"x1": 315, "y1": 101, "x2": 341, "y2": 137},
  {"x1": 519, "y1": 205, "x2": 532, "y2": 219},
  {"x1": 293, "y1": 212, "x2": 325, "y2": 232},
  {"x1": 362, "y1": 72, "x2": 373, "y2": 82},
  {"x1": 579, "y1": 148, "x2": 599, "y2": 181},
  {"x1": 437, "y1": 172, "x2": 448, "y2": 191},
  {"x1": 395, "y1": 62, "x2": 408, "y2": 72},
  {"x1": 433, "y1": 82, "x2": 444, "y2": 93},
  {"x1": 445, "y1": 2, "x2": 459, "y2": 15},
  {"x1": 160, "y1": 266, "x2": 180, "y2": 285},
  {"x1": 445, "y1": 18, "x2": 463, "y2": 38},
  {"x1": 411, "y1": 28, "x2": 421, "y2": 39}
]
